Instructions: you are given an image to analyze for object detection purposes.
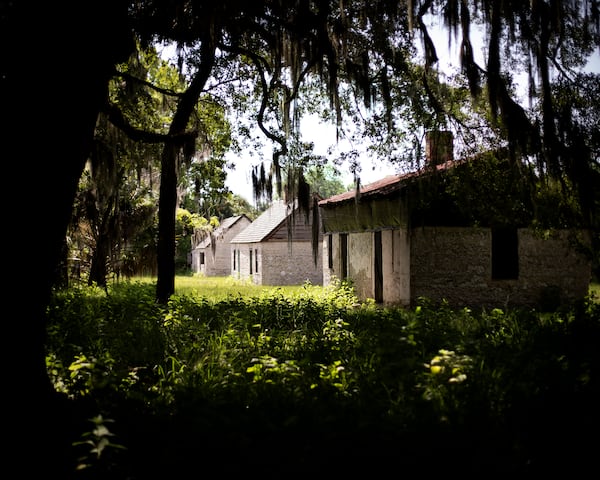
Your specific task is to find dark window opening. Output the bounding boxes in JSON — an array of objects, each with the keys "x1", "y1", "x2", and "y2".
[
  {"x1": 492, "y1": 227, "x2": 519, "y2": 280},
  {"x1": 340, "y1": 233, "x2": 348, "y2": 279},
  {"x1": 200, "y1": 252, "x2": 205, "y2": 265},
  {"x1": 255, "y1": 249, "x2": 258, "y2": 273},
  {"x1": 374, "y1": 231, "x2": 383, "y2": 303},
  {"x1": 249, "y1": 249, "x2": 253, "y2": 274},
  {"x1": 233, "y1": 250, "x2": 236, "y2": 270},
  {"x1": 328, "y1": 235, "x2": 333, "y2": 269}
]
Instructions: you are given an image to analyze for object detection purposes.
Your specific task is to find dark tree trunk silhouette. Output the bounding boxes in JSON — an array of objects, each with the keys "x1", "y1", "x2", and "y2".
[
  {"x1": 156, "y1": 142, "x2": 179, "y2": 302},
  {"x1": 2, "y1": 1, "x2": 134, "y2": 476},
  {"x1": 88, "y1": 229, "x2": 110, "y2": 288},
  {"x1": 156, "y1": 38, "x2": 216, "y2": 303}
]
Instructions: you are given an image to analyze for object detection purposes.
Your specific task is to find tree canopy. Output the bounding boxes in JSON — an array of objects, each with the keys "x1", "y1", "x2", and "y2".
[
  {"x1": 123, "y1": 1, "x2": 600, "y2": 220},
  {"x1": 131, "y1": 1, "x2": 599, "y2": 299}
]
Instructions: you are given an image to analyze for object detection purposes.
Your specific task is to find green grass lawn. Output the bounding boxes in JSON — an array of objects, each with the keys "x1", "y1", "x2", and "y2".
[
  {"x1": 49, "y1": 274, "x2": 600, "y2": 477},
  {"x1": 126, "y1": 274, "x2": 330, "y2": 300},
  {"x1": 129, "y1": 275, "x2": 600, "y2": 303},
  {"x1": 590, "y1": 282, "x2": 600, "y2": 301}
]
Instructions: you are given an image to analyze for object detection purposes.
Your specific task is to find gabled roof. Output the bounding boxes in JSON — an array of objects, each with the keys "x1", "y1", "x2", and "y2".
[
  {"x1": 318, "y1": 159, "x2": 460, "y2": 207},
  {"x1": 195, "y1": 215, "x2": 250, "y2": 249},
  {"x1": 230, "y1": 200, "x2": 293, "y2": 244}
]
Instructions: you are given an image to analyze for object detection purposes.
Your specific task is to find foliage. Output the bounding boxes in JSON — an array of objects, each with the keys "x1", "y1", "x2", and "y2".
[
  {"x1": 407, "y1": 150, "x2": 587, "y2": 229},
  {"x1": 176, "y1": 96, "x2": 239, "y2": 218},
  {"x1": 174, "y1": 208, "x2": 215, "y2": 273},
  {"x1": 303, "y1": 164, "x2": 347, "y2": 200},
  {"x1": 4, "y1": 2, "x2": 599, "y2": 477},
  {"x1": 73, "y1": 415, "x2": 126, "y2": 475},
  {"x1": 69, "y1": 119, "x2": 161, "y2": 286},
  {"x1": 44, "y1": 279, "x2": 600, "y2": 476},
  {"x1": 67, "y1": 43, "x2": 243, "y2": 288}
]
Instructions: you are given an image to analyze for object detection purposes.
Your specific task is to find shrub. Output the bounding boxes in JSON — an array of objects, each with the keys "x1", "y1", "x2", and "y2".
[{"x1": 44, "y1": 280, "x2": 600, "y2": 477}]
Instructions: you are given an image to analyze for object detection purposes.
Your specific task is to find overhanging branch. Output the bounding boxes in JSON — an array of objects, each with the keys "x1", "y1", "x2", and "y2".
[
  {"x1": 102, "y1": 102, "x2": 197, "y2": 144},
  {"x1": 113, "y1": 68, "x2": 183, "y2": 98}
]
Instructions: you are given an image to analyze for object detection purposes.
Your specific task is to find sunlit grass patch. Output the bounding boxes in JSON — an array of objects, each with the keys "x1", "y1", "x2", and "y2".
[
  {"x1": 590, "y1": 282, "x2": 600, "y2": 302},
  {"x1": 125, "y1": 274, "x2": 331, "y2": 301}
]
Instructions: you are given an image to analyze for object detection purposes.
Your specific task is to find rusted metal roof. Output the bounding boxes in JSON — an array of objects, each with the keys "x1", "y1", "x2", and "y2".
[{"x1": 319, "y1": 160, "x2": 459, "y2": 207}]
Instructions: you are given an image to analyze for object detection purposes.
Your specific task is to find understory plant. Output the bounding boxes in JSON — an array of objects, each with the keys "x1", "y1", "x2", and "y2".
[{"x1": 44, "y1": 280, "x2": 600, "y2": 477}]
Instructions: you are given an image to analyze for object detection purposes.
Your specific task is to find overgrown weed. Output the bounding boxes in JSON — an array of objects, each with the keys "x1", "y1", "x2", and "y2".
[{"x1": 44, "y1": 279, "x2": 600, "y2": 477}]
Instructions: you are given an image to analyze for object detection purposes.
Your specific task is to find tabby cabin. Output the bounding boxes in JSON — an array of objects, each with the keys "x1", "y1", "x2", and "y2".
[
  {"x1": 191, "y1": 215, "x2": 251, "y2": 276},
  {"x1": 230, "y1": 199, "x2": 323, "y2": 285},
  {"x1": 318, "y1": 132, "x2": 591, "y2": 308}
]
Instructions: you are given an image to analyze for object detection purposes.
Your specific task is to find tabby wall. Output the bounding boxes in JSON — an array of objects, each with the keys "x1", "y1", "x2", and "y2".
[
  {"x1": 410, "y1": 227, "x2": 591, "y2": 308},
  {"x1": 235, "y1": 241, "x2": 322, "y2": 286}
]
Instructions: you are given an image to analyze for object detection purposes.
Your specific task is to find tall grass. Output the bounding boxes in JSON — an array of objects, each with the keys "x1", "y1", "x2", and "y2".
[
  {"x1": 46, "y1": 277, "x2": 600, "y2": 477},
  {"x1": 124, "y1": 274, "x2": 336, "y2": 301},
  {"x1": 126, "y1": 274, "x2": 600, "y2": 303},
  {"x1": 590, "y1": 282, "x2": 600, "y2": 300}
]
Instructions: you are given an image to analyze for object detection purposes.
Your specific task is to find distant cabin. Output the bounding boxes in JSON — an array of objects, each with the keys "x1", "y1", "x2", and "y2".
[
  {"x1": 318, "y1": 132, "x2": 592, "y2": 309},
  {"x1": 230, "y1": 199, "x2": 323, "y2": 285},
  {"x1": 191, "y1": 215, "x2": 252, "y2": 276}
]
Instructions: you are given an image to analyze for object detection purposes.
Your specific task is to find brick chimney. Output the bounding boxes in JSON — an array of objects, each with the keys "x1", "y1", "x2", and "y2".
[{"x1": 425, "y1": 130, "x2": 454, "y2": 166}]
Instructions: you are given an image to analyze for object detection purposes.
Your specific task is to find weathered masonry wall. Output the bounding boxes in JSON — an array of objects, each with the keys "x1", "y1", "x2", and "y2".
[
  {"x1": 322, "y1": 234, "x2": 336, "y2": 287},
  {"x1": 320, "y1": 196, "x2": 407, "y2": 233},
  {"x1": 234, "y1": 241, "x2": 322, "y2": 286},
  {"x1": 260, "y1": 241, "x2": 322, "y2": 286},
  {"x1": 190, "y1": 249, "x2": 202, "y2": 274},
  {"x1": 192, "y1": 217, "x2": 250, "y2": 276},
  {"x1": 410, "y1": 227, "x2": 591, "y2": 307},
  {"x1": 382, "y1": 228, "x2": 411, "y2": 306},
  {"x1": 322, "y1": 232, "x2": 354, "y2": 288},
  {"x1": 410, "y1": 227, "x2": 489, "y2": 305},
  {"x1": 347, "y1": 232, "x2": 373, "y2": 301},
  {"x1": 517, "y1": 229, "x2": 591, "y2": 305},
  {"x1": 322, "y1": 228, "x2": 411, "y2": 305},
  {"x1": 203, "y1": 220, "x2": 249, "y2": 276},
  {"x1": 231, "y1": 243, "x2": 261, "y2": 283}
]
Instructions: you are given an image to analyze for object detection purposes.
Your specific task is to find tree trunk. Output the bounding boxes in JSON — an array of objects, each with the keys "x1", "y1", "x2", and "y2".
[
  {"x1": 2, "y1": 2, "x2": 134, "y2": 476},
  {"x1": 155, "y1": 39, "x2": 216, "y2": 303},
  {"x1": 156, "y1": 143, "x2": 178, "y2": 303},
  {"x1": 89, "y1": 231, "x2": 110, "y2": 288}
]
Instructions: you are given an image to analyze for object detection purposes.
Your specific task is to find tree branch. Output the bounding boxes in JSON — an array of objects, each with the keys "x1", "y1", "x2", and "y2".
[
  {"x1": 102, "y1": 102, "x2": 197, "y2": 144},
  {"x1": 113, "y1": 68, "x2": 183, "y2": 98}
]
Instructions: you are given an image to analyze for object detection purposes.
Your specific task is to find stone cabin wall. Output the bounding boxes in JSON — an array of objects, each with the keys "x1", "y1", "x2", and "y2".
[
  {"x1": 261, "y1": 241, "x2": 323, "y2": 286},
  {"x1": 192, "y1": 217, "x2": 251, "y2": 276},
  {"x1": 232, "y1": 242, "x2": 260, "y2": 283},
  {"x1": 322, "y1": 229, "x2": 410, "y2": 305},
  {"x1": 233, "y1": 241, "x2": 323, "y2": 286},
  {"x1": 410, "y1": 227, "x2": 591, "y2": 308}
]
